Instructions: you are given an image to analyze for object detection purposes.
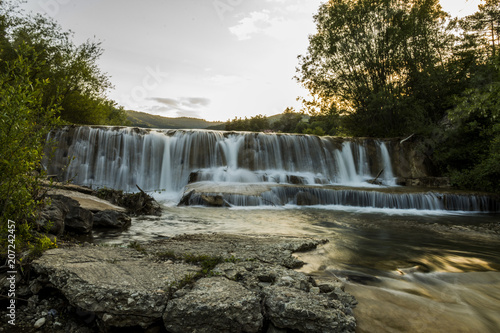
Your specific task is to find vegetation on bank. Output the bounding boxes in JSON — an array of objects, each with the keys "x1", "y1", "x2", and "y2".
[{"x1": 0, "y1": 1, "x2": 126, "y2": 258}]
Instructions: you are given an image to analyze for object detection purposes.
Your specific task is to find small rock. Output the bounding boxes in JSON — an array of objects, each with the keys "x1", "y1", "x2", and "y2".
[
  {"x1": 34, "y1": 317, "x2": 46, "y2": 329},
  {"x1": 102, "y1": 313, "x2": 113, "y2": 322}
]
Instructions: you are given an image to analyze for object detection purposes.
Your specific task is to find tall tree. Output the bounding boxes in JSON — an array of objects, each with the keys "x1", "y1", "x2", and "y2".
[
  {"x1": 2, "y1": 8, "x2": 126, "y2": 125},
  {"x1": 296, "y1": 0, "x2": 452, "y2": 137},
  {"x1": 433, "y1": 1, "x2": 500, "y2": 193}
]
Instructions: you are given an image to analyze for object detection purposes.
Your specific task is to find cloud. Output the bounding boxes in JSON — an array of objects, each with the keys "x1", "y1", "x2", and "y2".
[
  {"x1": 228, "y1": 2, "x2": 317, "y2": 41},
  {"x1": 147, "y1": 97, "x2": 211, "y2": 118},
  {"x1": 144, "y1": 105, "x2": 202, "y2": 118},
  {"x1": 204, "y1": 74, "x2": 246, "y2": 86},
  {"x1": 150, "y1": 97, "x2": 210, "y2": 109},
  {"x1": 229, "y1": 10, "x2": 284, "y2": 41}
]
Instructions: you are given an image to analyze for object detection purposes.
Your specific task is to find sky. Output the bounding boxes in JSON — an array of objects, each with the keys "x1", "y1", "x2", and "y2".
[{"x1": 21, "y1": 0, "x2": 483, "y2": 121}]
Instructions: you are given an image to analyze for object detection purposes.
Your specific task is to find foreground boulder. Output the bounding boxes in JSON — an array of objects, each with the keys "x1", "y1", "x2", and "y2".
[
  {"x1": 32, "y1": 234, "x2": 356, "y2": 332},
  {"x1": 32, "y1": 246, "x2": 199, "y2": 328},
  {"x1": 164, "y1": 277, "x2": 263, "y2": 332}
]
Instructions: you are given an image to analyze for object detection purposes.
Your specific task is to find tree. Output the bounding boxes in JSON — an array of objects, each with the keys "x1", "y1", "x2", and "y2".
[
  {"x1": 2, "y1": 8, "x2": 126, "y2": 125},
  {"x1": 432, "y1": 1, "x2": 500, "y2": 193},
  {"x1": 296, "y1": 0, "x2": 452, "y2": 137},
  {"x1": 272, "y1": 107, "x2": 305, "y2": 133},
  {"x1": 0, "y1": 1, "x2": 126, "y2": 257},
  {"x1": 0, "y1": 43, "x2": 61, "y2": 235}
]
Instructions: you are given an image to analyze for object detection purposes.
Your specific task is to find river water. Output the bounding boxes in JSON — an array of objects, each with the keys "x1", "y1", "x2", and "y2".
[{"x1": 92, "y1": 205, "x2": 500, "y2": 333}]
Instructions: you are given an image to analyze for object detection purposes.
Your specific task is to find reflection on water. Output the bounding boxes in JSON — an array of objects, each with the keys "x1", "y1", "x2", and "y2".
[{"x1": 92, "y1": 207, "x2": 500, "y2": 332}]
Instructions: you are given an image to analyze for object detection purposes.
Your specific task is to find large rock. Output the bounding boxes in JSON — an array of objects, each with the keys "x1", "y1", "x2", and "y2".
[
  {"x1": 47, "y1": 187, "x2": 127, "y2": 213},
  {"x1": 32, "y1": 234, "x2": 356, "y2": 332},
  {"x1": 214, "y1": 261, "x2": 357, "y2": 333},
  {"x1": 32, "y1": 246, "x2": 199, "y2": 329},
  {"x1": 164, "y1": 277, "x2": 263, "y2": 333},
  {"x1": 265, "y1": 286, "x2": 356, "y2": 332},
  {"x1": 37, "y1": 194, "x2": 94, "y2": 235},
  {"x1": 95, "y1": 187, "x2": 162, "y2": 216},
  {"x1": 64, "y1": 203, "x2": 93, "y2": 234},
  {"x1": 144, "y1": 233, "x2": 328, "y2": 269},
  {"x1": 93, "y1": 210, "x2": 131, "y2": 229},
  {"x1": 36, "y1": 195, "x2": 69, "y2": 236}
]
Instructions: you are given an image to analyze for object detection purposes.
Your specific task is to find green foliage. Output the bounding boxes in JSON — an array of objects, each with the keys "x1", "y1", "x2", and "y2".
[
  {"x1": 225, "y1": 114, "x2": 270, "y2": 132},
  {"x1": 1, "y1": 4, "x2": 127, "y2": 125},
  {"x1": 435, "y1": 71, "x2": 500, "y2": 192},
  {"x1": 272, "y1": 107, "x2": 305, "y2": 133},
  {"x1": 0, "y1": 1, "x2": 127, "y2": 261},
  {"x1": 294, "y1": 0, "x2": 500, "y2": 193},
  {"x1": 158, "y1": 251, "x2": 243, "y2": 293},
  {"x1": 29, "y1": 234, "x2": 58, "y2": 258},
  {"x1": 225, "y1": 109, "x2": 312, "y2": 134},
  {"x1": 431, "y1": 1, "x2": 500, "y2": 193},
  {"x1": 296, "y1": 0, "x2": 452, "y2": 137},
  {"x1": 0, "y1": 42, "x2": 61, "y2": 234},
  {"x1": 128, "y1": 241, "x2": 147, "y2": 254},
  {"x1": 126, "y1": 110, "x2": 224, "y2": 129}
]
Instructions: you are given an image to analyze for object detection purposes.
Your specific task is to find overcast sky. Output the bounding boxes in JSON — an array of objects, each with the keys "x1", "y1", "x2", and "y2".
[{"x1": 21, "y1": 0, "x2": 482, "y2": 121}]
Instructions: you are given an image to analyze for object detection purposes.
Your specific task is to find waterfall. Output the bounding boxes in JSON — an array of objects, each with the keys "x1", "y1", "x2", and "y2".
[
  {"x1": 45, "y1": 126, "x2": 499, "y2": 212},
  {"x1": 183, "y1": 186, "x2": 499, "y2": 212},
  {"x1": 377, "y1": 140, "x2": 396, "y2": 185},
  {"x1": 47, "y1": 127, "x2": 385, "y2": 192}
]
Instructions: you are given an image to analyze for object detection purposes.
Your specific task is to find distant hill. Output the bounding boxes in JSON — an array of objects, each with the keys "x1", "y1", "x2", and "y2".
[{"x1": 126, "y1": 110, "x2": 226, "y2": 129}]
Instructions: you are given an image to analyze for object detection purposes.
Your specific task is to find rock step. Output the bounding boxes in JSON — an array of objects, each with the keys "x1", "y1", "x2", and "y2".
[{"x1": 32, "y1": 234, "x2": 356, "y2": 332}]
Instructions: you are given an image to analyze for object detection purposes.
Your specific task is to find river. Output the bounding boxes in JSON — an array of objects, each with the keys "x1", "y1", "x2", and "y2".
[{"x1": 92, "y1": 205, "x2": 500, "y2": 333}]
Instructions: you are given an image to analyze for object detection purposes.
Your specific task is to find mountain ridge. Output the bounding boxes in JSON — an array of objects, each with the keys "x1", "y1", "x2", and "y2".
[{"x1": 126, "y1": 110, "x2": 226, "y2": 129}]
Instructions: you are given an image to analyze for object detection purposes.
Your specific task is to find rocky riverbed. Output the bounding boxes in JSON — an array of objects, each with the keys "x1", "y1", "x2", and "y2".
[{"x1": 1, "y1": 233, "x2": 357, "y2": 333}]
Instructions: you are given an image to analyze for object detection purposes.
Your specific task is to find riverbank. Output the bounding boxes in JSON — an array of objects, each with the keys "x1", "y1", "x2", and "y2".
[{"x1": 1, "y1": 233, "x2": 357, "y2": 332}]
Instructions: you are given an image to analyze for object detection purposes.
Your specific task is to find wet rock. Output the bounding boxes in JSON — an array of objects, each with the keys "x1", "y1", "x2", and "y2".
[
  {"x1": 200, "y1": 194, "x2": 227, "y2": 207},
  {"x1": 213, "y1": 261, "x2": 356, "y2": 333},
  {"x1": 93, "y1": 210, "x2": 131, "y2": 229},
  {"x1": 145, "y1": 233, "x2": 328, "y2": 269},
  {"x1": 65, "y1": 204, "x2": 93, "y2": 234},
  {"x1": 264, "y1": 285, "x2": 356, "y2": 333},
  {"x1": 164, "y1": 277, "x2": 263, "y2": 333},
  {"x1": 397, "y1": 177, "x2": 451, "y2": 188},
  {"x1": 178, "y1": 189, "x2": 195, "y2": 206},
  {"x1": 296, "y1": 191, "x2": 319, "y2": 206},
  {"x1": 40, "y1": 194, "x2": 93, "y2": 234},
  {"x1": 188, "y1": 171, "x2": 200, "y2": 184},
  {"x1": 32, "y1": 247, "x2": 199, "y2": 329},
  {"x1": 287, "y1": 175, "x2": 303, "y2": 185}
]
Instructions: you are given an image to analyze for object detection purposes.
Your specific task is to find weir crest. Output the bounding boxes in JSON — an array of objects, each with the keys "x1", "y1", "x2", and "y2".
[{"x1": 45, "y1": 126, "x2": 499, "y2": 212}]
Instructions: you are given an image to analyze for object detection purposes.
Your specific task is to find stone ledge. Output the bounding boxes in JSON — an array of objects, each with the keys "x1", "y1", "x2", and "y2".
[{"x1": 31, "y1": 234, "x2": 356, "y2": 332}]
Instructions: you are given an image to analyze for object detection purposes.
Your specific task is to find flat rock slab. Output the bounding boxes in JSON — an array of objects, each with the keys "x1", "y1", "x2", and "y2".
[
  {"x1": 32, "y1": 234, "x2": 355, "y2": 332},
  {"x1": 48, "y1": 188, "x2": 126, "y2": 212},
  {"x1": 32, "y1": 246, "x2": 199, "y2": 328},
  {"x1": 144, "y1": 233, "x2": 329, "y2": 268}
]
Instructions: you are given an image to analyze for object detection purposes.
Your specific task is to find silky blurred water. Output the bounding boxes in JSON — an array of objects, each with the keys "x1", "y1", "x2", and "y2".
[{"x1": 92, "y1": 206, "x2": 500, "y2": 332}]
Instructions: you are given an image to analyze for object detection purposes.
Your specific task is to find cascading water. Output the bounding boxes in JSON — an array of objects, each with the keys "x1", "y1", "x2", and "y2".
[
  {"x1": 377, "y1": 140, "x2": 396, "y2": 185},
  {"x1": 45, "y1": 126, "x2": 499, "y2": 212},
  {"x1": 47, "y1": 126, "x2": 385, "y2": 191}
]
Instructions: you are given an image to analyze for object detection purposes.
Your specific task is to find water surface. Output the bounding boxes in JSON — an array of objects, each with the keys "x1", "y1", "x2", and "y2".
[{"x1": 92, "y1": 206, "x2": 500, "y2": 332}]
